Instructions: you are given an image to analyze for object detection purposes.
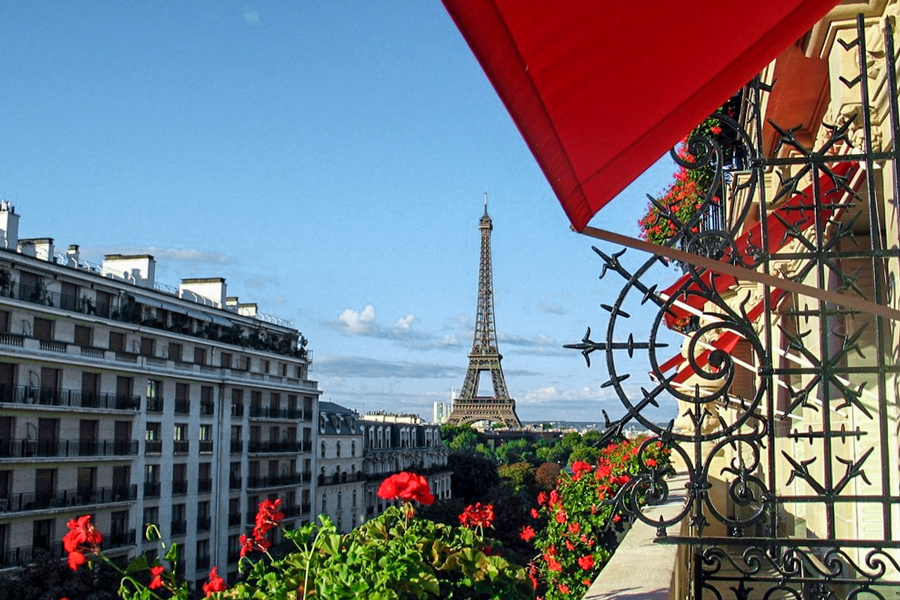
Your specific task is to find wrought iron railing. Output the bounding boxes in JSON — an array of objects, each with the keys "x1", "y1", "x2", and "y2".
[{"x1": 565, "y1": 14, "x2": 900, "y2": 599}]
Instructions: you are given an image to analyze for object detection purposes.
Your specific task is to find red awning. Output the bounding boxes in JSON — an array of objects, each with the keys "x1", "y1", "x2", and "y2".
[{"x1": 442, "y1": 0, "x2": 842, "y2": 231}]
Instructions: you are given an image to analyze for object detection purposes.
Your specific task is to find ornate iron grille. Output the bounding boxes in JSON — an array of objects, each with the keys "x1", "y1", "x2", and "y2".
[{"x1": 572, "y1": 14, "x2": 900, "y2": 599}]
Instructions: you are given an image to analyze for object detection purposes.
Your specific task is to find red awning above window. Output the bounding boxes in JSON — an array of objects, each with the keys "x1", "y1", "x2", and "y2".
[{"x1": 442, "y1": 0, "x2": 842, "y2": 231}]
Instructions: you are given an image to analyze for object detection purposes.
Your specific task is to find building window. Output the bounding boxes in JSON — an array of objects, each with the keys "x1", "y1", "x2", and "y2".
[
  {"x1": 194, "y1": 347, "x2": 207, "y2": 365},
  {"x1": 168, "y1": 342, "x2": 182, "y2": 362},
  {"x1": 351, "y1": 441, "x2": 356, "y2": 457},
  {"x1": 74, "y1": 324, "x2": 92, "y2": 347},
  {"x1": 336, "y1": 441, "x2": 341, "y2": 458},
  {"x1": 140, "y1": 337, "x2": 155, "y2": 357},
  {"x1": 143, "y1": 506, "x2": 159, "y2": 528},
  {"x1": 109, "y1": 331, "x2": 125, "y2": 352},
  {"x1": 320, "y1": 441, "x2": 326, "y2": 458}
]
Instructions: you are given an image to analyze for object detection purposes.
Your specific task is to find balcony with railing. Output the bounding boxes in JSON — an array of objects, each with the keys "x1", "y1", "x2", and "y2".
[
  {"x1": 170, "y1": 520, "x2": 187, "y2": 536},
  {"x1": 247, "y1": 473, "x2": 304, "y2": 489},
  {"x1": 197, "y1": 517, "x2": 211, "y2": 532},
  {"x1": 247, "y1": 440, "x2": 302, "y2": 454},
  {"x1": 229, "y1": 474, "x2": 242, "y2": 490},
  {"x1": 0, "y1": 484, "x2": 137, "y2": 514},
  {"x1": 230, "y1": 439, "x2": 244, "y2": 453},
  {"x1": 106, "y1": 528, "x2": 137, "y2": 550},
  {"x1": 172, "y1": 479, "x2": 188, "y2": 495},
  {"x1": 248, "y1": 405, "x2": 304, "y2": 420},
  {"x1": 0, "y1": 384, "x2": 140, "y2": 412},
  {"x1": 174, "y1": 399, "x2": 191, "y2": 415},
  {"x1": 199, "y1": 440, "x2": 213, "y2": 454},
  {"x1": 146, "y1": 397, "x2": 164, "y2": 413},
  {"x1": 144, "y1": 481, "x2": 161, "y2": 497},
  {"x1": 1, "y1": 280, "x2": 310, "y2": 363},
  {"x1": 200, "y1": 402, "x2": 214, "y2": 416},
  {"x1": 198, "y1": 478, "x2": 212, "y2": 493},
  {"x1": 0, "y1": 543, "x2": 63, "y2": 570},
  {"x1": 318, "y1": 472, "x2": 365, "y2": 487},
  {"x1": 0, "y1": 439, "x2": 139, "y2": 459},
  {"x1": 173, "y1": 440, "x2": 190, "y2": 454},
  {"x1": 144, "y1": 439, "x2": 162, "y2": 455}
]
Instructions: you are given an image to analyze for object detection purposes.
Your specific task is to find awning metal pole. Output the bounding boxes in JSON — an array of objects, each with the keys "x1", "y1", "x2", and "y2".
[{"x1": 580, "y1": 226, "x2": 900, "y2": 322}]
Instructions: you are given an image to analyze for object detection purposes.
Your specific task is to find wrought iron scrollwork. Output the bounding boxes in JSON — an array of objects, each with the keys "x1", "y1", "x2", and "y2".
[{"x1": 568, "y1": 12, "x2": 900, "y2": 599}]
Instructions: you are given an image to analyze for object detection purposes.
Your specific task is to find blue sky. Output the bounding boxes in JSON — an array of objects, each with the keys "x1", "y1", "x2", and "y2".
[{"x1": 0, "y1": 3, "x2": 681, "y2": 423}]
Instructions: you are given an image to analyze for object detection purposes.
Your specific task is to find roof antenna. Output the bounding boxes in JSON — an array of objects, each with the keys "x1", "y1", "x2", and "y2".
[{"x1": 483, "y1": 192, "x2": 488, "y2": 215}]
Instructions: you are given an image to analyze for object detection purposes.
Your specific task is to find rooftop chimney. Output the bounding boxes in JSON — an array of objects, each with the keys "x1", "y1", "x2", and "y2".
[
  {"x1": 0, "y1": 202, "x2": 20, "y2": 250},
  {"x1": 102, "y1": 254, "x2": 157, "y2": 288},
  {"x1": 180, "y1": 278, "x2": 227, "y2": 308}
]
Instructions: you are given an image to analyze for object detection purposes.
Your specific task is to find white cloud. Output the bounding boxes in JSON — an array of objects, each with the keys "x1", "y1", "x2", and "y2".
[
  {"x1": 243, "y1": 8, "x2": 261, "y2": 25},
  {"x1": 337, "y1": 304, "x2": 376, "y2": 335}
]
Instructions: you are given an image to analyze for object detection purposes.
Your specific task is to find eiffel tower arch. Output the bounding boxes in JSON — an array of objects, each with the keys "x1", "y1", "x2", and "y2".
[{"x1": 446, "y1": 197, "x2": 522, "y2": 428}]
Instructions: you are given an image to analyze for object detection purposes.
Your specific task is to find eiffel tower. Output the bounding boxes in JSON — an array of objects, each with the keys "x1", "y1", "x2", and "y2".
[{"x1": 446, "y1": 196, "x2": 522, "y2": 428}]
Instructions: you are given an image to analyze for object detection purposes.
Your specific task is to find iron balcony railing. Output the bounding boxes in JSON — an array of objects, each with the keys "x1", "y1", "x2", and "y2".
[
  {"x1": 247, "y1": 440, "x2": 302, "y2": 454},
  {"x1": 228, "y1": 512, "x2": 242, "y2": 527},
  {"x1": 198, "y1": 478, "x2": 212, "y2": 493},
  {"x1": 170, "y1": 520, "x2": 187, "y2": 535},
  {"x1": 246, "y1": 473, "x2": 304, "y2": 489},
  {"x1": 0, "y1": 439, "x2": 139, "y2": 459},
  {"x1": 229, "y1": 474, "x2": 242, "y2": 490},
  {"x1": 248, "y1": 405, "x2": 304, "y2": 420},
  {"x1": 0, "y1": 384, "x2": 140, "y2": 411},
  {"x1": 0, "y1": 543, "x2": 64, "y2": 569},
  {"x1": 172, "y1": 480, "x2": 188, "y2": 495},
  {"x1": 144, "y1": 481, "x2": 161, "y2": 497},
  {"x1": 106, "y1": 528, "x2": 137, "y2": 550},
  {"x1": 1, "y1": 281, "x2": 310, "y2": 362},
  {"x1": 0, "y1": 484, "x2": 137, "y2": 513},
  {"x1": 173, "y1": 440, "x2": 190, "y2": 454},
  {"x1": 318, "y1": 472, "x2": 365, "y2": 486},
  {"x1": 145, "y1": 439, "x2": 162, "y2": 455},
  {"x1": 230, "y1": 439, "x2": 244, "y2": 453},
  {"x1": 146, "y1": 397, "x2": 164, "y2": 413},
  {"x1": 174, "y1": 399, "x2": 190, "y2": 415}
]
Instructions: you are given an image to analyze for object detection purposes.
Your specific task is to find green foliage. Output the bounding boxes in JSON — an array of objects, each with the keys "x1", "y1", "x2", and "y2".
[
  {"x1": 497, "y1": 462, "x2": 535, "y2": 494},
  {"x1": 494, "y1": 439, "x2": 534, "y2": 465},
  {"x1": 447, "y1": 429, "x2": 480, "y2": 453},
  {"x1": 447, "y1": 453, "x2": 500, "y2": 503}
]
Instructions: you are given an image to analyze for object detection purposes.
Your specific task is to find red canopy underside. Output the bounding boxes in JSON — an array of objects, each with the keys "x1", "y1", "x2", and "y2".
[{"x1": 443, "y1": 0, "x2": 842, "y2": 231}]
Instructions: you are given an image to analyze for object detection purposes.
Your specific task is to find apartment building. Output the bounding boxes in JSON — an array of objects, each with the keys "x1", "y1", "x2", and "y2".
[
  {"x1": 360, "y1": 413, "x2": 451, "y2": 520},
  {"x1": 0, "y1": 204, "x2": 319, "y2": 586},
  {"x1": 315, "y1": 402, "x2": 365, "y2": 533}
]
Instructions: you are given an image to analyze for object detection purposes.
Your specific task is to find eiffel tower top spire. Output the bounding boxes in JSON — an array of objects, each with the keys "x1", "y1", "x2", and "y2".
[{"x1": 446, "y1": 196, "x2": 521, "y2": 428}]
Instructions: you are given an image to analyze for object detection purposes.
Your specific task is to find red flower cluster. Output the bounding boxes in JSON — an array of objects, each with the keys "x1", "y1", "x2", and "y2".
[
  {"x1": 377, "y1": 471, "x2": 435, "y2": 505},
  {"x1": 149, "y1": 565, "x2": 166, "y2": 589},
  {"x1": 519, "y1": 525, "x2": 536, "y2": 542},
  {"x1": 202, "y1": 566, "x2": 227, "y2": 597},
  {"x1": 571, "y1": 461, "x2": 592, "y2": 481},
  {"x1": 240, "y1": 498, "x2": 284, "y2": 557},
  {"x1": 62, "y1": 515, "x2": 103, "y2": 571},
  {"x1": 458, "y1": 502, "x2": 494, "y2": 529}
]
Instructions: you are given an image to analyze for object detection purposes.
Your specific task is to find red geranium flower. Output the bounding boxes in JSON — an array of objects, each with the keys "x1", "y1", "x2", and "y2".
[
  {"x1": 202, "y1": 566, "x2": 227, "y2": 597},
  {"x1": 149, "y1": 565, "x2": 166, "y2": 589},
  {"x1": 519, "y1": 525, "x2": 536, "y2": 542},
  {"x1": 458, "y1": 502, "x2": 494, "y2": 528},
  {"x1": 571, "y1": 461, "x2": 592, "y2": 481},
  {"x1": 377, "y1": 471, "x2": 435, "y2": 505},
  {"x1": 62, "y1": 515, "x2": 103, "y2": 571},
  {"x1": 578, "y1": 555, "x2": 595, "y2": 570},
  {"x1": 254, "y1": 498, "x2": 284, "y2": 540}
]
